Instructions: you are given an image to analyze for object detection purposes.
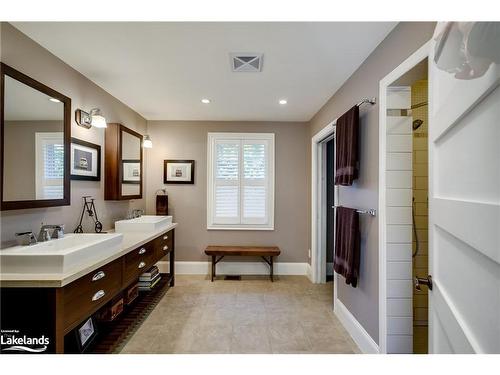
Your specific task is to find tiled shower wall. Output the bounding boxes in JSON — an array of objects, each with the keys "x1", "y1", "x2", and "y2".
[{"x1": 411, "y1": 80, "x2": 429, "y2": 354}]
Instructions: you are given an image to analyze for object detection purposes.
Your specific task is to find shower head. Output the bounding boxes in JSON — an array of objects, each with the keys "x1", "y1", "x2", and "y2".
[{"x1": 413, "y1": 119, "x2": 424, "y2": 131}]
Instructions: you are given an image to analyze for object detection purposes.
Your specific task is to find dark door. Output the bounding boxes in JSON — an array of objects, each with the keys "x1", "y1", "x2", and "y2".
[{"x1": 326, "y1": 139, "x2": 335, "y2": 281}]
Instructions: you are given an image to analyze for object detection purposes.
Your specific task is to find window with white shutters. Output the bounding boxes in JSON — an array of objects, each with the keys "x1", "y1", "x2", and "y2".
[
  {"x1": 35, "y1": 132, "x2": 64, "y2": 199},
  {"x1": 207, "y1": 133, "x2": 274, "y2": 230}
]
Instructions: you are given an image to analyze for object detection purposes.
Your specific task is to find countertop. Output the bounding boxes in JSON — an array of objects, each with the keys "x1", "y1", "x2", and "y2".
[{"x1": 0, "y1": 223, "x2": 177, "y2": 288}]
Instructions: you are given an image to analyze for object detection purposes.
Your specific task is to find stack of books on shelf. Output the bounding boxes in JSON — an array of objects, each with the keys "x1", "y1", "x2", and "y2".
[{"x1": 138, "y1": 266, "x2": 161, "y2": 291}]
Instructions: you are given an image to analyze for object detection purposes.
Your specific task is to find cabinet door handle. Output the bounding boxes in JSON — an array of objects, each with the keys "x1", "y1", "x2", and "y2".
[
  {"x1": 163, "y1": 245, "x2": 169, "y2": 251},
  {"x1": 138, "y1": 248, "x2": 146, "y2": 255},
  {"x1": 92, "y1": 290, "x2": 105, "y2": 301},
  {"x1": 92, "y1": 271, "x2": 106, "y2": 282},
  {"x1": 163, "y1": 235, "x2": 169, "y2": 240},
  {"x1": 138, "y1": 261, "x2": 146, "y2": 269}
]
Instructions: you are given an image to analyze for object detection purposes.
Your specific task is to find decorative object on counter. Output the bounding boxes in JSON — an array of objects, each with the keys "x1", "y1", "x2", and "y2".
[
  {"x1": 164, "y1": 160, "x2": 195, "y2": 184},
  {"x1": 70, "y1": 138, "x2": 101, "y2": 181},
  {"x1": 143, "y1": 134, "x2": 153, "y2": 148},
  {"x1": 75, "y1": 108, "x2": 107, "y2": 129},
  {"x1": 156, "y1": 188, "x2": 168, "y2": 215},
  {"x1": 74, "y1": 196, "x2": 103, "y2": 233},
  {"x1": 122, "y1": 160, "x2": 141, "y2": 184},
  {"x1": 74, "y1": 316, "x2": 98, "y2": 353}
]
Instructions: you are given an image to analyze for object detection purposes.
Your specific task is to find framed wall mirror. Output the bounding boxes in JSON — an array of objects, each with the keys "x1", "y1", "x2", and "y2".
[
  {"x1": 104, "y1": 123, "x2": 143, "y2": 200},
  {"x1": 1, "y1": 63, "x2": 71, "y2": 210}
]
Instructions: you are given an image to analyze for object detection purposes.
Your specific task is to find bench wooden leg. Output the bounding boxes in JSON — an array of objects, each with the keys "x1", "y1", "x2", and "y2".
[
  {"x1": 211, "y1": 255, "x2": 215, "y2": 282},
  {"x1": 270, "y1": 256, "x2": 274, "y2": 282}
]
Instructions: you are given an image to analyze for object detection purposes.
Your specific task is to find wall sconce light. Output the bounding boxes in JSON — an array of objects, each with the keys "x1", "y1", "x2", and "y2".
[
  {"x1": 143, "y1": 135, "x2": 153, "y2": 149},
  {"x1": 75, "y1": 108, "x2": 107, "y2": 129}
]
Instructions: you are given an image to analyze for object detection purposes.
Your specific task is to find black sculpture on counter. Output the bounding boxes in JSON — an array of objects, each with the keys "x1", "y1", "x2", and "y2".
[{"x1": 74, "y1": 196, "x2": 103, "y2": 233}]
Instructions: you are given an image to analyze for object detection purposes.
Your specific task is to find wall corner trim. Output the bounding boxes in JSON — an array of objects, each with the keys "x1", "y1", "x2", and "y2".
[{"x1": 334, "y1": 298, "x2": 380, "y2": 354}]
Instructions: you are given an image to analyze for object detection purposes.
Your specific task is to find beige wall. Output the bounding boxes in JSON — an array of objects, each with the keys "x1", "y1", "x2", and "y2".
[
  {"x1": 0, "y1": 23, "x2": 147, "y2": 245},
  {"x1": 3, "y1": 121, "x2": 62, "y2": 200},
  {"x1": 145, "y1": 121, "x2": 309, "y2": 263},
  {"x1": 308, "y1": 22, "x2": 436, "y2": 343}
]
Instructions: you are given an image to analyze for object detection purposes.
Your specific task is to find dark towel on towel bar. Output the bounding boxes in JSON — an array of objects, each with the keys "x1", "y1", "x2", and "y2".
[
  {"x1": 334, "y1": 207, "x2": 360, "y2": 288},
  {"x1": 335, "y1": 105, "x2": 359, "y2": 186}
]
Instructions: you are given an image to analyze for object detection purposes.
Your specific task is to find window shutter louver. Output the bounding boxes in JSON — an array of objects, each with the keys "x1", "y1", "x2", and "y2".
[{"x1": 213, "y1": 141, "x2": 240, "y2": 223}]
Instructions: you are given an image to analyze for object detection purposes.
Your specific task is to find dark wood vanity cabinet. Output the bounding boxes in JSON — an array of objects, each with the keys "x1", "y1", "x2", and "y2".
[
  {"x1": 0, "y1": 229, "x2": 175, "y2": 354},
  {"x1": 104, "y1": 123, "x2": 143, "y2": 200}
]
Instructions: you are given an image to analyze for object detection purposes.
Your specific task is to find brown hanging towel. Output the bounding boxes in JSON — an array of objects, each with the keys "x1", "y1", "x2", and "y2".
[
  {"x1": 333, "y1": 206, "x2": 360, "y2": 287},
  {"x1": 335, "y1": 105, "x2": 360, "y2": 186}
]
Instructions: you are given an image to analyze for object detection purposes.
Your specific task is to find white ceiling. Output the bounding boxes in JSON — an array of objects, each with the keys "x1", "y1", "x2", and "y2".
[
  {"x1": 5, "y1": 75, "x2": 64, "y2": 121},
  {"x1": 12, "y1": 22, "x2": 396, "y2": 121}
]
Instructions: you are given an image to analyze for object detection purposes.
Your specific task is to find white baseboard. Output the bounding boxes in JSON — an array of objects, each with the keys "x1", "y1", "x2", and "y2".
[
  {"x1": 334, "y1": 298, "x2": 380, "y2": 354},
  {"x1": 157, "y1": 261, "x2": 309, "y2": 276}
]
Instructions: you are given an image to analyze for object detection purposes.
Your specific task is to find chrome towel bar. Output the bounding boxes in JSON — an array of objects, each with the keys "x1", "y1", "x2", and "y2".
[{"x1": 332, "y1": 206, "x2": 377, "y2": 217}]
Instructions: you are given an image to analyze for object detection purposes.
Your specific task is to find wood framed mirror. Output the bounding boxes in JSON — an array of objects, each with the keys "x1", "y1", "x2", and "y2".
[
  {"x1": 1, "y1": 62, "x2": 71, "y2": 210},
  {"x1": 104, "y1": 123, "x2": 143, "y2": 200}
]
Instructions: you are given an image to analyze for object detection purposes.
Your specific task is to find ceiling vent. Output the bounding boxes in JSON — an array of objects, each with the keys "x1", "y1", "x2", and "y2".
[{"x1": 230, "y1": 53, "x2": 263, "y2": 72}]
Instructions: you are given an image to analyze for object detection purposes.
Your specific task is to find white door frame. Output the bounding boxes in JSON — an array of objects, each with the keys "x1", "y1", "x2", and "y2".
[
  {"x1": 311, "y1": 122, "x2": 338, "y2": 293},
  {"x1": 378, "y1": 40, "x2": 431, "y2": 354}
]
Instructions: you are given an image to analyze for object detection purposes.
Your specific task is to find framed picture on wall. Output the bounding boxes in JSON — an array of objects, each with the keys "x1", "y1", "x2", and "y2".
[
  {"x1": 164, "y1": 160, "x2": 195, "y2": 184},
  {"x1": 122, "y1": 160, "x2": 141, "y2": 184},
  {"x1": 70, "y1": 138, "x2": 101, "y2": 181}
]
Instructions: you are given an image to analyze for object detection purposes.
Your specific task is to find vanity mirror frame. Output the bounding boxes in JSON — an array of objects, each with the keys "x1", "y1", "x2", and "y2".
[
  {"x1": 104, "y1": 123, "x2": 143, "y2": 200},
  {"x1": 0, "y1": 62, "x2": 71, "y2": 210}
]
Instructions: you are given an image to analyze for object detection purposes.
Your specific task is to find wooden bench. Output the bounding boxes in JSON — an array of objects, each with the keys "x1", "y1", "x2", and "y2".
[{"x1": 204, "y1": 246, "x2": 281, "y2": 282}]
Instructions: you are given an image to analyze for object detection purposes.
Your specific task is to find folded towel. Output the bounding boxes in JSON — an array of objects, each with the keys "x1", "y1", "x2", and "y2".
[
  {"x1": 335, "y1": 105, "x2": 360, "y2": 186},
  {"x1": 333, "y1": 207, "x2": 360, "y2": 287}
]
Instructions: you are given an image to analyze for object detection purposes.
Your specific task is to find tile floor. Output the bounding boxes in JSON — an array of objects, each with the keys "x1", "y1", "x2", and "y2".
[{"x1": 120, "y1": 275, "x2": 360, "y2": 354}]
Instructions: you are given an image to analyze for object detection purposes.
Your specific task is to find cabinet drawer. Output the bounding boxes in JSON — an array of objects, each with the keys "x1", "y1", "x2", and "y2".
[
  {"x1": 154, "y1": 231, "x2": 173, "y2": 260},
  {"x1": 63, "y1": 258, "x2": 122, "y2": 330},
  {"x1": 124, "y1": 242, "x2": 156, "y2": 283}
]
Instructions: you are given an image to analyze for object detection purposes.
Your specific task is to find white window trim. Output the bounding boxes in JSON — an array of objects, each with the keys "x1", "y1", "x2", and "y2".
[{"x1": 207, "y1": 132, "x2": 275, "y2": 230}]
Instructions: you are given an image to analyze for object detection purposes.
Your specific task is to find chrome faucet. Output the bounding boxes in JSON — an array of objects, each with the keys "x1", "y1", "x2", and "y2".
[
  {"x1": 15, "y1": 231, "x2": 38, "y2": 246},
  {"x1": 131, "y1": 209, "x2": 144, "y2": 219},
  {"x1": 37, "y1": 224, "x2": 65, "y2": 242}
]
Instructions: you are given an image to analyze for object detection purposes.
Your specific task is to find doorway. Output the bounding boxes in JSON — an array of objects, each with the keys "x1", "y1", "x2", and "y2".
[
  {"x1": 387, "y1": 59, "x2": 429, "y2": 354},
  {"x1": 311, "y1": 121, "x2": 337, "y2": 306},
  {"x1": 378, "y1": 41, "x2": 430, "y2": 354},
  {"x1": 326, "y1": 139, "x2": 335, "y2": 282}
]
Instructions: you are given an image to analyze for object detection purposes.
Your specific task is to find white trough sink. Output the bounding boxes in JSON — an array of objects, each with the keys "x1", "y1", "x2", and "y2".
[
  {"x1": 114, "y1": 215, "x2": 172, "y2": 233},
  {"x1": 0, "y1": 233, "x2": 123, "y2": 274}
]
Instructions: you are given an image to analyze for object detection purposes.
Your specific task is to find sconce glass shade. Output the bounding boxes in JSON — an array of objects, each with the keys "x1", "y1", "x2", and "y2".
[
  {"x1": 90, "y1": 108, "x2": 107, "y2": 128},
  {"x1": 143, "y1": 135, "x2": 153, "y2": 148}
]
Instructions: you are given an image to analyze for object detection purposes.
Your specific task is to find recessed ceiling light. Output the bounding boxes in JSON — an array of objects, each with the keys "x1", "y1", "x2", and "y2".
[
  {"x1": 279, "y1": 99, "x2": 287, "y2": 105},
  {"x1": 49, "y1": 98, "x2": 61, "y2": 103},
  {"x1": 201, "y1": 98, "x2": 211, "y2": 104}
]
